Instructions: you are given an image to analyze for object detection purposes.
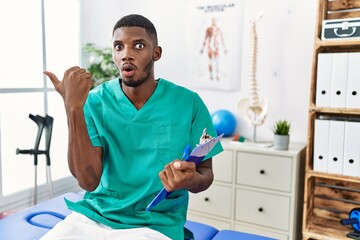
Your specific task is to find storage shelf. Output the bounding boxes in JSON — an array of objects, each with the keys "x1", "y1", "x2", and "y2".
[
  {"x1": 303, "y1": 210, "x2": 352, "y2": 240},
  {"x1": 303, "y1": 2, "x2": 360, "y2": 239},
  {"x1": 315, "y1": 37, "x2": 360, "y2": 49},
  {"x1": 309, "y1": 105, "x2": 360, "y2": 116},
  {"x1": 303, "y1": 174, "x2": 360, "y2": 239},
  {"x1": 305, "y1": 171, "x2": 360, "y2": 184},
  {"x1": 303, "y1": 225, "x2": 351, "y2": 240}
]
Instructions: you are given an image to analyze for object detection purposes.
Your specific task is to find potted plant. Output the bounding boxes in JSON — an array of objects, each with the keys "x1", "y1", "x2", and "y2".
[
  {"x1": 272, "y1": 119, "x2": 291, "y2": 150},
  {"x1": 83, "y1": 43, "x2": 119, "y2": 88}
]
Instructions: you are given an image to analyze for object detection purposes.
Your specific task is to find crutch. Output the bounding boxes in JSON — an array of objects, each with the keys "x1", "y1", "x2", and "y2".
[
  {"x1": 16, "y1": 114, "x2": 54, "y2": 204},
  {"x1": 44, "y1": 115, "x2": 54, "y2": 199}
]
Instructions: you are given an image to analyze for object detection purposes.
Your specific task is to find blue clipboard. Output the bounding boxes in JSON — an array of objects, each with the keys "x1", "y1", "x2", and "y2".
[{"x1": 145, "y1": 133, "x2": 224, "y2": 211}]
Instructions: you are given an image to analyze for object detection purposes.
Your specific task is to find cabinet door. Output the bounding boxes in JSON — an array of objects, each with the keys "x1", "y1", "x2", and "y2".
[
  {"x1": 213, "y1": 149, "x2": 233, "y2": 183},
  {"x1": 236, "y1": 152, "x2": 292, "y2": 192}
]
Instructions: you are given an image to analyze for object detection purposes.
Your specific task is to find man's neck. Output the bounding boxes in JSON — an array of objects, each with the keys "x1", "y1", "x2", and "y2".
[{"x1": 122, "y1": 79, "x2": 158, "y2": 110}]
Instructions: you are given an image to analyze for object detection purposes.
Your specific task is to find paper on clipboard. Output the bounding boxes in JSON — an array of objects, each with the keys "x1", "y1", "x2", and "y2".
[
  {"x1": 145, "y1": 133, "x2": 224, "y2": 211},
  {"x1": 184, "y1": 133, "x2": 224, "y2": 166}
]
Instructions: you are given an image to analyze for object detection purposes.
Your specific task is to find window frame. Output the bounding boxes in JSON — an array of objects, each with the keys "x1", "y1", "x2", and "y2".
[{"x1": 0, "y1": 0, "x2": 82, "y2": 209}]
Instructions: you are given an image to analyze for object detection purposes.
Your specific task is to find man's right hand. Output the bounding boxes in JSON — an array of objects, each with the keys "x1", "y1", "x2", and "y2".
[{"x1": 43, "y1": 66, "x2": 93, "y2": 110}]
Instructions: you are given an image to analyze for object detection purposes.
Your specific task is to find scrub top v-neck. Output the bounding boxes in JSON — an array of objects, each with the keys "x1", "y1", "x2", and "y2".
[{"x1": 113, "y1": 78, "x2": 163, "y2": 120}]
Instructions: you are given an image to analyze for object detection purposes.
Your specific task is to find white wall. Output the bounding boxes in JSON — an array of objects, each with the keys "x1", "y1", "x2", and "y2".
[{"x1": 81, "y1": 0, "x2": 317, "y2": 143}]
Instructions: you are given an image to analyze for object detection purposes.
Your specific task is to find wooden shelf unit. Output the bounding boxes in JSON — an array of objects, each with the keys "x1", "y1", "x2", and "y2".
[{"x1": 302, "y1": 0, "x2": 360, "y2": 239}]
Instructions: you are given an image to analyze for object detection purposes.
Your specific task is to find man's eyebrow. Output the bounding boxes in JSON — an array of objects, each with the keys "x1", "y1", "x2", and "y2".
[
  {"x1": 113, "y1": 39, "x2": 146, "y2": 44},
  {"x1": 133, "y1": 38, "x2": 146, "y2": 43}
]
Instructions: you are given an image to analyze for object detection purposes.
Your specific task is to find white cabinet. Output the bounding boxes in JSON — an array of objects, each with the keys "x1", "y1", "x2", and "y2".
[{"x1": 187, "y1": 139, "x2": 306, "y2": 240}]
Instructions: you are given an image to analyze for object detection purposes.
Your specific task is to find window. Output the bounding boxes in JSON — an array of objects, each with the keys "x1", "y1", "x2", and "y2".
[{"x1": 0, "y1": 0, "x2": 80, "y2": 197}]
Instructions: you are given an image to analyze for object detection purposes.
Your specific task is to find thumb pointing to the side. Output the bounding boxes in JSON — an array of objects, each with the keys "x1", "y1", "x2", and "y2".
[
  {"x1": 43, "y1": 71, "x2": 64, "y2": 98},
  {"x1": 43, "y1": 71, "x2": 60, "y2": 88}
]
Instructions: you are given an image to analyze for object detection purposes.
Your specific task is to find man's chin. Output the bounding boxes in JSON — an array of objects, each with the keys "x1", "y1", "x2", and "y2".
[
  {"x1": 122, "y1": 78, "x2": 145, "y2": 88},
  {"x1": 121, "y1": 71, "x2": 151, "y2": 88}
]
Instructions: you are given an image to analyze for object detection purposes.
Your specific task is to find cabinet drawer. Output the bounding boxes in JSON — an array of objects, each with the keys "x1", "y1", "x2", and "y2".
[
  {"x1": 236, "y1": 152, "x2": 292, "y2": 192},
  {"x1": 235, "y1": 188, "x2": 290, "y2": 231},
  {"x1": 189, "y1": 184, "x2": 232, "y2": 218},
  {"x1": 213, "y1": 149, "x2": 233, "y2": 183}
]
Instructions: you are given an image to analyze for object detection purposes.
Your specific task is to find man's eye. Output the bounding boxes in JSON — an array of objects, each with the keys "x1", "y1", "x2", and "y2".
[
  {"x1": 114, "y1": 44, "x2": 122, "y2": 51},
  {"x1": 135, "y1": 43, "x2": 144, "y2": 49}
]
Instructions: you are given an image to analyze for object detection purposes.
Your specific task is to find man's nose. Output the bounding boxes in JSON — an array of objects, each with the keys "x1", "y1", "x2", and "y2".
[{"x1": 121, "y1": 46, "x2": 133, "y2": 61}]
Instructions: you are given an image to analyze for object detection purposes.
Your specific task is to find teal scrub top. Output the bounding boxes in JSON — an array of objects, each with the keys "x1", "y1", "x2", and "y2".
[{"x1": 66, "y1": 78, "x2": 223, "y2": 240}]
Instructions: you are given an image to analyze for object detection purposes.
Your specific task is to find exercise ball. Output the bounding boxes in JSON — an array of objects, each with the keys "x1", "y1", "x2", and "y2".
[{"x1": 211, "y1": 109, "x2": 237, "y2": 137}]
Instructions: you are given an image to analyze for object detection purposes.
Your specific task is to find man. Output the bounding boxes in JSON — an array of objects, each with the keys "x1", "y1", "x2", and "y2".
[{"x1": 42, "y1": 14, "x2": 222, "y2": 240}]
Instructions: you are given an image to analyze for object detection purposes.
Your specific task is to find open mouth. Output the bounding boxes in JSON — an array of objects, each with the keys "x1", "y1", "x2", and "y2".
[
  {"x1": 121, "y1": 63, "x2": 136, "y2": 72},
  {"x1": 121, "y1": 64, "x2": 136, "y2": 77}
]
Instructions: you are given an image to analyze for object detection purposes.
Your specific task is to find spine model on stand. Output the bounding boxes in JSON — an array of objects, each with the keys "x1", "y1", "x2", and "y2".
[{"x1": 237, "y1": 12, "x2": 269, "y2": 141}]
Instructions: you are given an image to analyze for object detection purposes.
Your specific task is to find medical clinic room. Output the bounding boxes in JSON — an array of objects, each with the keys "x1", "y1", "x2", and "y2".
[{"x1": 1, "y1": 0, "x2": 360, "y2": 239}]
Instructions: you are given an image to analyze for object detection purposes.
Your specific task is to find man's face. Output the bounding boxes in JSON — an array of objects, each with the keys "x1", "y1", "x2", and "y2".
[{"x1": 112, "y1": 27, "x2": 160, "y2": 87}]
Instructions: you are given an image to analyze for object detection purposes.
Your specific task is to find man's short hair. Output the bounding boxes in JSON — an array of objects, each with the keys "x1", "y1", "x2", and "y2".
[{"x1": 113, "y1": 14, "x2": 158, "y2": 45}]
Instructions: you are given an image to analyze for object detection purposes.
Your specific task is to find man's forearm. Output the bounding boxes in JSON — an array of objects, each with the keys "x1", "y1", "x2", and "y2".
[{"x1": 67, "y1": 108, "x2": 102, "y2": 191}]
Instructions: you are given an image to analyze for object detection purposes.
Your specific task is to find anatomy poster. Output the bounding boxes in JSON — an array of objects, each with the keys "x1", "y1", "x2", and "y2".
[{"x1": 186, "y1": 0, "x2": 243, "y2": 91}]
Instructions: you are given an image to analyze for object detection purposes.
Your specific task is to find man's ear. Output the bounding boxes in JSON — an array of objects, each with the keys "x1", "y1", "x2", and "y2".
[{"x1": 153, "y1": 46, "x2": 162, "y2": 61}]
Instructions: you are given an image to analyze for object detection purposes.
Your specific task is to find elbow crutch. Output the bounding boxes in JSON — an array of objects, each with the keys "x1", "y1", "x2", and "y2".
[
  {"x1": 16, "y1": 114, "x2": 54, "y2": 205},
  {"x1": 44, "y1": 115, "x2": 54, "y2": 199}
]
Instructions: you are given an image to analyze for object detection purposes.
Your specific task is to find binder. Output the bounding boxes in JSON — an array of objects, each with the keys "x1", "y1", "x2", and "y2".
[
  {"x1": 327, "y1": 120, "x2": 345, "y2": 175},
  {"x1": 346, "y1": 52, "x2": 360, "y2": 109},
  {"x1": 330, "y1": 52, "x2": 348, "y2": 108},
  {"x1": 316, "y1": 53, "x2": 332, "y2": 107},
  {"x1": 313, "y1": 119, "x2": 330, "y2": 172},
  {"x1": 343, "y1": 121, "x2": 360, "y2": 177}
]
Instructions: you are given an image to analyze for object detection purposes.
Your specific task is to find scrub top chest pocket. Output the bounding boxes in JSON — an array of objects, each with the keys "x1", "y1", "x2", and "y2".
[{"x1": 157, "y1": 125, "x2": 190, "y2": 165}]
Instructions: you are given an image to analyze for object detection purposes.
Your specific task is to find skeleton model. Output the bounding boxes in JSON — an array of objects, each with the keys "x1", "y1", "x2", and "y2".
[{"x1": 237, "y1": 12, "x2": 269, "y2": 142}]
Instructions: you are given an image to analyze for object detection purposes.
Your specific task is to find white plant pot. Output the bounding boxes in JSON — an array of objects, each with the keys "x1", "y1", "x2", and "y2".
[{"x1": 273, "y1": 134, "x2": 290, "y2": 150}]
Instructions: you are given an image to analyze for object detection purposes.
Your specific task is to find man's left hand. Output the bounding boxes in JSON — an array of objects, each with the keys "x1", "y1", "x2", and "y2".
[{"x1": 159, "y1": 161, "x2": 198, "y2": 192}]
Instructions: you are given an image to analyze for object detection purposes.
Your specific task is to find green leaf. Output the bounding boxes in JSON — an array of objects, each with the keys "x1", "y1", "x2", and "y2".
[
  {"x1": 83, "y1": 43, "x2": 119, "y2": 88},
  {"x1": 272, "y1": 119, "x2": 291, "y2": 135}
]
